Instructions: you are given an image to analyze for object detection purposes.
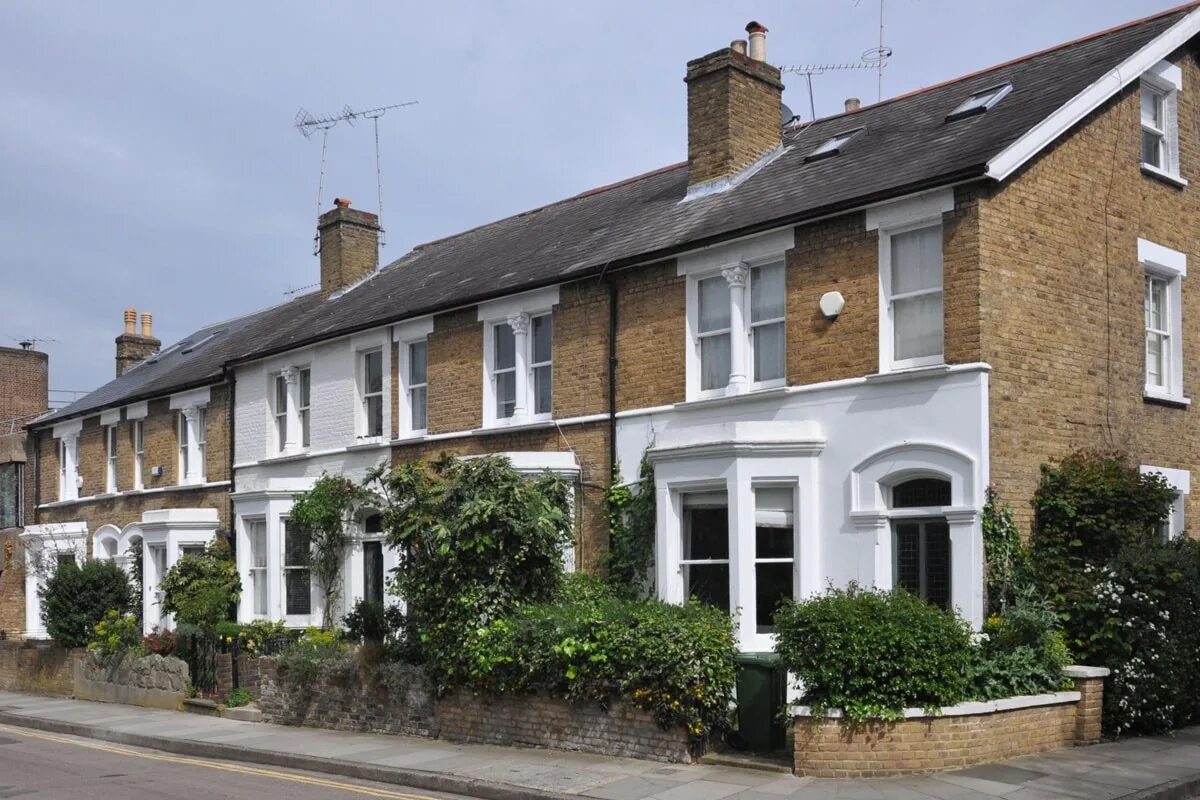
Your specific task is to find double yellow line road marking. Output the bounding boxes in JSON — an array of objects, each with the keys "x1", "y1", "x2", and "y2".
[{"x1": 0, "y1": 723, "x2": 444, "y2": 800}]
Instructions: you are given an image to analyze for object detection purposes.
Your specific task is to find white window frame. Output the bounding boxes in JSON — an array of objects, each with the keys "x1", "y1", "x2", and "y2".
[
  {"x1": 1140, "y1": 61, "x2": 1184, "y2": 185},
  {"x1": 53, "y1": 420, "x2": 81, "y2": 502},
  {"x1": 298, "y1": 368, "x2": 311, "y2": 449},
  {"x1": 105, "y1": 424, "x2": 118, "y2": 494},
  {"x1": 866, "y1": 188, "x2": 954, "y2": 374},
  {"x1": 748, "y1": 261, "x2": 787, "y2": 387},
  {"x1": 478, "y1": 287, "x2": 560, "y2": 429},
  {"x1": 679, "y1": 229, "x2": 793, "y2": 401},
  {"x1": 1139, "y1": 238, "x2": 1188, "y2": 405},
  {"x1": 177, "y1": 411, "x2": 189, "y2": 482},
  {"x1": 196, "y1": 407, "x2": 206, "y2": 481},
  {"x1": 530, "y1": 314, "x2": 553, "y2": 418},
  {"x1": 133, "y1": 420, "x2": 144, "y2": 491},
  {"x1": 394, "y1": 317, "x2": 434, "y2": 439},
  {"x1": 407, "y1": 340, "x2": 429, "y2": 433},
  {"x1": 244, "y1": 516, "x2": 268, "y2": 618},
  {"x1": 359, "y1": 348, "x2": 385, "y2": 441},
  {"x1": 281, "y1": 517, "x2": 312, "y2": 621},
  {"x1": 1140, "y1": 465, "x2": 1189, "y2": 540},
  {"x1": 273, "y1": 373, "x2": 289, "y2": 454},
  {"x1": 678, "y1": 491, "x2": 731, "y2": 614}
]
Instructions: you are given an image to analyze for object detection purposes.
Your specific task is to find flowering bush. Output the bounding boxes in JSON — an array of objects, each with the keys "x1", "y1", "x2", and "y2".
[
  {"x1": 143, "y1": 627, "x2": 176, "y2": 657},
  {"x1": 1030, "y1": 451, "x2": 1200, "y2": 735},
  {"x1": 970, "y1": 597, "x2": 1071, "y2": 700},
  {"x1": 88, "y1": 610, "x2": 142, "y2": 657}
]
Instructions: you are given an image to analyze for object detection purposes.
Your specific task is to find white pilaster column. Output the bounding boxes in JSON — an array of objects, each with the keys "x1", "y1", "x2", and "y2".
[
  {"x1": 655, "y1": 484, "x2": 682, "y2": 604},
  {"x1": 945, "y1": 508, "x2": 983, "y2": 629},
  {"x1": 722, "y1": 263, "x2": 750, "y2": 394},
  {"x1": 181, "y1": 406, "x2": 202, "y2": 485},
  {"x1": 346, "y1": 539, "x2": 364, "y2": 617},
  {"x1": 280, "y1": 367, "x2": 300, "y2": 453},
  {"x1": 851, "y1": 512, "x2": 891, "y2": 591},
  {"x1": 507, "y1": 313, "x2": 531, "y2": 421},
  {"x1": 729, "y1": 466, "x2": 755, "y2": 651}
]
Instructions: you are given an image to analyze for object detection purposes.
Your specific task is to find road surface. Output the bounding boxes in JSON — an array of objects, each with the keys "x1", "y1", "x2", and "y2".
[{"x1": 0, "y1": 723, "x2": 472, "y2": 799}]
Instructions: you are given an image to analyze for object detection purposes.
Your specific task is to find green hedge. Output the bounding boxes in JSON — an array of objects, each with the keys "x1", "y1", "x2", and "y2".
[
  {"x1": 463, "y1": 577, "x2": 737, "y2": 739},
  {"x1": 773, "y1": 585, "x2": 974, "y2": 721},
  {"x1": 40, "y1": 559, "x2": 134, "y2": 648}
]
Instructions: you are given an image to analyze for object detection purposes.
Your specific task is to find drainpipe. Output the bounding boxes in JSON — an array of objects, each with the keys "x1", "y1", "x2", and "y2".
[
  {"x1": 225, "y1": 366, "x2": 236, "y2": 553},
  {"x1": 31, "y1": 428, "x2": 40, "y2": 524},
  {"x1": 607, "y1": 277, "x2": 619, "y2": 481}
]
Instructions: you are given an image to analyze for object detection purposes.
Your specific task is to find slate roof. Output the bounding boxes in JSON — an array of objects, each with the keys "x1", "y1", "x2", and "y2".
[{"x1": 35, "y1": 3, "x2": 1195, "y2": 427}]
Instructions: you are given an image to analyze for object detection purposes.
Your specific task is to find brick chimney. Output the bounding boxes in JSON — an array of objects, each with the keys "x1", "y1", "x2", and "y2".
[
  {"x1": 115, "y1": 308, "x2": 161, "y2": 377},
  {"x1": 685, "y1": 21, "x2": 784, "y2": 193},
  {"x1": 318, "y1": 198, "x2": 380, "y2": 297}
]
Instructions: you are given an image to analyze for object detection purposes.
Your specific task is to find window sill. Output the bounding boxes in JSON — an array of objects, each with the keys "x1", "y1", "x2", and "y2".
[
  {"x1": 1141, "y1": 164, "x2": 1188, "y2": 188},
  {"x1": 865, "y1": 363, "x2": 952, "y2": 384},
  {"x1": 347, "y1": 438, "x2": 387, "y2": 452},
  {"x1": 37, "y1": 481, "x2": 231, "y2": 508},
  {"x1": 679, "y1": 384, "x2": 792, "y2": 410},
  {"x1": 1144, "y1": 388, "x2": 1191, "y2": 408}
]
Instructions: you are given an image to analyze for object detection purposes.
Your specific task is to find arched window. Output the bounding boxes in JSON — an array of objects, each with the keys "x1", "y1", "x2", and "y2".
[{"x1": 890, "y1": 478, "x2": 951, "y2": 609}]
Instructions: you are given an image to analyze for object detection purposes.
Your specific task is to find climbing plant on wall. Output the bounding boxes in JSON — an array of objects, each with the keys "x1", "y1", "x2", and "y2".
[{"x1": 288, "y1": 473, "x2": 373, "y2": 629}]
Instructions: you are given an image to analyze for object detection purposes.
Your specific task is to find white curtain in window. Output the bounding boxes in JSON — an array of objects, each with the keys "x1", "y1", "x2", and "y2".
[
  {"x1": 698, "y1": 276, "x2": 731, "y2": 390},
  {"x1": 891, "y1": 227, "x2": 943, "y2": 362},
  {"x1": 751, "y1": 264, "x2": 786, "y2": 382}
]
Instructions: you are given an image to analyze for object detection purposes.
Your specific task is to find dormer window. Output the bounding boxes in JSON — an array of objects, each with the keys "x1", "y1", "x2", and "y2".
[
  {"x1": 946, "y1": 82, "x2": 1012, "y2": 122},
  {"x1": 805, "y1": 129, "x2": 862, "y2": 162}
]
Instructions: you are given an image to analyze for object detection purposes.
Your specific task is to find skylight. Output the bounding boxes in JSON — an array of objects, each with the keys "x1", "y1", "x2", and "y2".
[
  {"x1": 946, "y1": 83, "x2": 1013, "y2": 122},
  {"x1": 180, "y1": 330, "x2": 223, "y2": 354},
  {"x1": 805, "y1": 128, "x2": 863, "y2": 163}
]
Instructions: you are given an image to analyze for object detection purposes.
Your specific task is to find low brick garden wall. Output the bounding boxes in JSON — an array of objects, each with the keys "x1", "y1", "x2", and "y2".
[
  {"x1": 0, "y1": 640, "x2": 81, "y2": 697},
  {"x1": 257, "y1": 657, "x2": 694, "y2": 763},
  {"x1": 74, "y1": 650, "x2": 189, "y2": 711},
  {"x1": 791, "y1": 666, "x2": 1109, "y2": 778}
]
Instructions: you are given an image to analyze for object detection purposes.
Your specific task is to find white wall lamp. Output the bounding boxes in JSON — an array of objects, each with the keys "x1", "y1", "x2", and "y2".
[{"x1": 819, "y1": 291, "x2": 845, "y2": 321}]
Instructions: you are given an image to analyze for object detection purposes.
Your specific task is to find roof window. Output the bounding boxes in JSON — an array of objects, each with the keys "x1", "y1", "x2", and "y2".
[
  {"x1": 180, "y1": 330, "x2": 223, "y2": 354},
  {"x1": 946, "y1": 82, "x2": 1012, "y2": 122},
  {"x1": 804, "y1": 128, "x2": 863, "y2": 163}
]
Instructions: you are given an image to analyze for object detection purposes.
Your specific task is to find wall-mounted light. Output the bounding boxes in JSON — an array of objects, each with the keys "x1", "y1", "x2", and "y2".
[
  {"x1": 820, "y1": 291, "x2": 845, "y2": 321},
  {"x1": 150, "y1": 465, "x2": 165, "y2": 478}
]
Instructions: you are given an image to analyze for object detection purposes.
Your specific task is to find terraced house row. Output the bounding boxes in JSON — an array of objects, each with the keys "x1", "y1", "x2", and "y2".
[{"x1": 11, "y1": 6, "x2": 1200, "y2": 652}]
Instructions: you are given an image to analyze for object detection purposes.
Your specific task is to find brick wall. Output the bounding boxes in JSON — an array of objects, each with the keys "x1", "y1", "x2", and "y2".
[
  {"x1": 258, "y1": 657, "x2": 693, "y2": 763},
  {"x1": 980, "y1": 50, "x2": 1200, "y2": 532},
  {"x1": 0, "y1": 347, "x2": 48, "y2": 424},
  {"x1": 614, "y1": 260, "x2": 685, "y2": 410},
  {"x1": 0, "y1": 640, "x2": 80, "y2": 697},
  {"x1": 0, "y1": 534, "x2": 25, "y2": 636}
]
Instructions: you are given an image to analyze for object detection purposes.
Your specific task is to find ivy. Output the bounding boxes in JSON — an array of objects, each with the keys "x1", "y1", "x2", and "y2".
[
  {"x1": 604, "y1": 455, "x2": 656, "y2": 599},
  {"x1": 982, "y1": 486, "x2": 1027, "y2": 615},
  {"x1": 288, "y1": 474, "x2": 373, "y2": 629}
]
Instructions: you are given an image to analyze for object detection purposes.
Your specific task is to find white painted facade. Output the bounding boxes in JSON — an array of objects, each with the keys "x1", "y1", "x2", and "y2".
[{"x1": 618, "y1": 364, "x2": 989, "y2": 652}]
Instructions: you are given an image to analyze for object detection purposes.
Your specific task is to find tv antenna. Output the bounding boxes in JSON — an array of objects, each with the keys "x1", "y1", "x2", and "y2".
[
  {"x1": 9, "y1": 336, "x2": 58, "y2": 351},
  {"x1": 778, "y1": 0, "x2": 892, "y2": 119},
  {"x1": 294, "y1": 100, "x2": 418, "y2": 253}
]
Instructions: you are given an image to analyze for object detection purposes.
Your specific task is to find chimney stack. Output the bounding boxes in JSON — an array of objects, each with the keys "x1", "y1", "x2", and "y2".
[
  {"x1": 115, "y1": 308, "x2": 161, "y2": 377},
  {"x1": 685, "y1": 21, "x2": 784, "y2": 193},
  {"x1": 317, "y1": 198, "x2": 381, "y2": 297},
  {"x1": 845, "y1": 97, "x2": 861, "y2": 113},
  {"x1": 746, "y1": 21, "x2": 767, "y2": 61}
]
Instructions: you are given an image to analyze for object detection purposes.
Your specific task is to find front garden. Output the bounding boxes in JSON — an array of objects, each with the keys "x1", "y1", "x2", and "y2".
[{"x1": 33, "y1": 449, "x2": 1200, "y2": 764}]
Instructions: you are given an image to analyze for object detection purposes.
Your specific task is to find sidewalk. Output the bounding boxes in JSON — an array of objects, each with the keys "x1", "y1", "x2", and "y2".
[{"x1": 0, "y1": 692, "x2": 1198, "y2": 800}]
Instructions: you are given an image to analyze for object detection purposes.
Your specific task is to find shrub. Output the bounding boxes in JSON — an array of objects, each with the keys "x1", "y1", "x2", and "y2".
[
  {"x1": 143, "y1": 628, "x2": 176, "y2": 657},
  {"x1": 773, "y1": 584, "x2": 973, "y2": 721},
  {"x1": 40, "y1": 559, "x2": 135, "y2": 648},
  {"x1": 287, "y1": 475, "x2": 372, "y2": 629},
  {"x1": 367, "y1": 455, "x2": 572, "y2": 692},
  {"x1": 982, "y1": 487, "x2": 1030, "y2": 615},
  {"x1": 342, "y1": 599, "x2": 405, "y2": 645},
  {"x1": 88, "y1": 610, "x2": 142, "y2": 657},
  {"x1": 226, "y1": 687, "x2": 253, "y2": 708},
  {"x1": 159, "y1": 540, "x2": 241, "y2": 630},
  {"x1": 273, "y1": 627, "x2": 353, "y2": 699},
  {"x1": 465, "y1": 596, "x2": 737, "y2": 740},
  {"x1": 239, "y1": 620, "x2": 291, "y2": 656},
  {"x1": 970, "y1": 597, "x2": 1070, "y2": 700}
]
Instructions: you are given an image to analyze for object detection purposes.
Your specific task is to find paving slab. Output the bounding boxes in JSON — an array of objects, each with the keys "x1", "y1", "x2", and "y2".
[{"x1": 0, "y1": 691, "x2": 1199, "y2": 800}]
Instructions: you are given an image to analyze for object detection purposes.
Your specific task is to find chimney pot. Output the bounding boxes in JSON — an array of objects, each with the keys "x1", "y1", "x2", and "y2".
[
  {"x1": 746, "y1": 21, "x2": 768, "y2": 61},
  {"x1": 333, "y1": 197, "x2": 351, "y2": 209},
  {"x1": 140, "y1": 313, "x2": 153, "y2": 337},
  {"x1": 845, "y1": 97, "x2": 861, "y2": 112},
  {"x1": 123, "y1": 308, "x2": 137, "y2": 335},
  {"x1": 731, "y1": 39, "x2": 747, "y2": 55}
]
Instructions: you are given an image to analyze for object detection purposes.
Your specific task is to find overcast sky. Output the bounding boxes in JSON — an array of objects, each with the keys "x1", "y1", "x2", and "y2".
[{"x1": 0, "y1": 0, "x2": 1179, "y2": 397}]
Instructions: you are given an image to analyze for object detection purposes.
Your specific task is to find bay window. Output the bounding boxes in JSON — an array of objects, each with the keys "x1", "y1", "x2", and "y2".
[
  {"x1": 282, "y1": 519, "x2": 311, "y2": 616},
  {"x1": 680, "y1": 493, "x2": 730, "y2": 612},
  {"x1": 753, "y1": 487, "x2": 795, "y2": 633},
  {"x1": 246, "y1": 519, "x2": 267, "y2": 616}
]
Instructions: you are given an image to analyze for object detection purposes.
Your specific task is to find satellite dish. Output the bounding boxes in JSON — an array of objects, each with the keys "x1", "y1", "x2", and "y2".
[{"x1": 781, "y1": 102, "x2": 798, "y2": 127}]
